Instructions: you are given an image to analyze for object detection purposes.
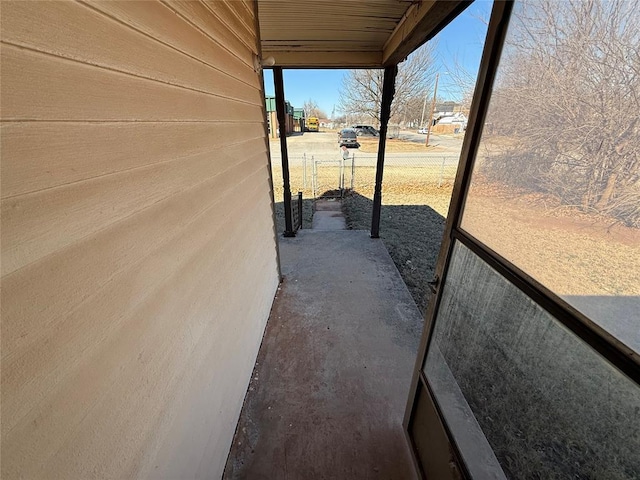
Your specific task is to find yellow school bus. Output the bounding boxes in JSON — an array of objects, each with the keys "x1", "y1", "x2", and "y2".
[{"x1": 307, "y1": 117, "x2": 319, "y2": 132}]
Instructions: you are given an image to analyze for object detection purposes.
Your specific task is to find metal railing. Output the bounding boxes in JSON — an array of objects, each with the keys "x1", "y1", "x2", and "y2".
[{"x1": 291, "y1": 191, "x2": 303, "y2": 231}]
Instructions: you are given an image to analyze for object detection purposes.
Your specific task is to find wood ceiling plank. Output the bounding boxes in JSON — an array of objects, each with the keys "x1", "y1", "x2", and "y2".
[
  {"x1": 262, "y1": 50, "x2": 382, "y2": 68},
  {"x1": 258, "y1": 0, "x2": 469, "y2": 68}
]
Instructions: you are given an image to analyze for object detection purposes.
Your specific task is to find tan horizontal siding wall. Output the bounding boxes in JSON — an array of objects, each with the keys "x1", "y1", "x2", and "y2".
[{"x1": 1, "y1": 1, "x2": 279, "y2": 478}]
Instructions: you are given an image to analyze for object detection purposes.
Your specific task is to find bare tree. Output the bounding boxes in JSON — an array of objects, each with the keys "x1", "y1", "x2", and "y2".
[
  {"x1": 303, "y1": 99, "x2": 327, "y2": 119},
  {"x1": 444, "y1": 55, "x2": 478, "y2": 112},
  {"x1": 482, "y1": 0, "x2": 640, "y2": 226},
  {"x1": 333, "y1": 114, "x2": 346, "y2": 125},
  {"x1": 338, "y1": 42, "x2": 438, "y2": 127}
]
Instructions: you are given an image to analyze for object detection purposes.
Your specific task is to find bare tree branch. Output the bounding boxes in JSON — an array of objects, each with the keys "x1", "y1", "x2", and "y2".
[
  {"x1": 481, "y1": 0, "x2": 640, "y2": 226},
  {"x1": 303, "y1": 99, "x2": 326, "y2": 119},
  {"x1": 338, "y1": 42, "x2": 438, "y2": 126}
]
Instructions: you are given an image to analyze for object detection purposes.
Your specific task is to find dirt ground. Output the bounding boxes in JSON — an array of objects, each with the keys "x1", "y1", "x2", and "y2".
[{"x1": 463, "y1": 186, "x2": 640, "y2": 297}]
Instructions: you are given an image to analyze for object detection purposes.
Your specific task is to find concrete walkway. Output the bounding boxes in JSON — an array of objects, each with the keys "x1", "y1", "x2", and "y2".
[
  {"x1": 312, "y1": 198, "x2": 347, "y2": 230},
  {"x1": 224, "y1": 230, "x2": 424, "y2": 479}
]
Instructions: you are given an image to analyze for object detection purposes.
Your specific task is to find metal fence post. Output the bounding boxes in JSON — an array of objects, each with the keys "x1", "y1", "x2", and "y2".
[
  {"x1": 303, "y1": 153, "x2": 307, "y2": 188},
  {"x1": 298, "y1": 191, "x2": 303, "y2": 229},
  {"x1": 312, "y1": 156, "x2": 317, "y2": 198},
  {"x1": 439, "y1": 156, "x2": 446, "y2": 187},
  {"x1": 351, "y1": 154, "x2": 355, "y2": 190}
]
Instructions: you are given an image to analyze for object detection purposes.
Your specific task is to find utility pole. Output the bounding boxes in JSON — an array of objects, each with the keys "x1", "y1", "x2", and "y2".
[
  {"x1": 425, "y1": 72, "x2": 439, "y2": 147},
  {"x1": 420, "y1": 89, "x2": 428, "y2": 128}
]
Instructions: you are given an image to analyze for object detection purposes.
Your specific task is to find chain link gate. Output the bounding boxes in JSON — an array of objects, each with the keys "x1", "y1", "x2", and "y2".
[{"x1": 311, "y1": 153, "x2": 355, "y2": 199}]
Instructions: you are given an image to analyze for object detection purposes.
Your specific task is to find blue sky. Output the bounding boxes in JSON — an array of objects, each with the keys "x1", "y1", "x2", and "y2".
[{"x1": 263, "y1": 0, "x2": 492, "y2": 116}]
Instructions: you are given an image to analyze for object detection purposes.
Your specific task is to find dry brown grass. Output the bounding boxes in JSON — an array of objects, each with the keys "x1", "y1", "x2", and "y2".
[
  {"x1": 357, "y1": 136, "x2": 451, "y2": 153},
  {"x1": 271, "y1": 164, "x2": 455, "y2": 211},
  {"x1": 463, "y1": 192, "x2": 640, "y2": 297},
  {"x1": 272, "y1": 163, "x2": 639, "y2": 302}
]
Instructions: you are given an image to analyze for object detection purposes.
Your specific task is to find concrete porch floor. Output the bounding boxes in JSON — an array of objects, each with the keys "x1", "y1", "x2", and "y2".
[{"x1": 224, "y1": 230, "x2": 424, "y2": 479}]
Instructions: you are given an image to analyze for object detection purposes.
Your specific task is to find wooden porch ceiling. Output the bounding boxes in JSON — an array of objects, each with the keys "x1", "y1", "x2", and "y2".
[{"x1": 257, "y1": 0, "x2": 471, "y2": 68}]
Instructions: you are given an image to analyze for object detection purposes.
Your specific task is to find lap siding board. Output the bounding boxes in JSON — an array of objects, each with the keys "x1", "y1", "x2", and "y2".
[{"x1": 0, "y1": 1, "x2": 278, "y2": 479}]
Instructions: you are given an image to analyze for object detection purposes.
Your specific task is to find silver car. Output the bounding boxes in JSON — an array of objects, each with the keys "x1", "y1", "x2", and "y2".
[{"x1": 338, "y1": 128, "x2": 360, "y2": 148}]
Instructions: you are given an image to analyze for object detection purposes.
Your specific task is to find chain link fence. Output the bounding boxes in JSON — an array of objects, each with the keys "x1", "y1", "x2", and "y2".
[
  {"x1": 350, "y1": 154, "x2": 458, "y2": 201},
  {"x1": 271, "y1": 153, "x2": 458, "y2": 201}
]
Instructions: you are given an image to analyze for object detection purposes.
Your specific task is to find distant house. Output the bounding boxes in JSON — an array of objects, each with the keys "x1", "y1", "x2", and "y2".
[{"x1": 433, "y1": 113, "x2": 468, "y2": 133}]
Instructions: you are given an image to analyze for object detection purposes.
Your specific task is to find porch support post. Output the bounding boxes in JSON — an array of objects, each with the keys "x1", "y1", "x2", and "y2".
[
  {"x1": 371, "y1": 65, "x2": 398, "y2": 238},
  {"x1": 274, "y1": 67, "x2": 295, "y2": 237}
]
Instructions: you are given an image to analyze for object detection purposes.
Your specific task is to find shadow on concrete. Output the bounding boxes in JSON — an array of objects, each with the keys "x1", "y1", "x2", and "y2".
[
  {"x1": 273, "y1": 190, "x2": 350, "y2": 236},
  {"x1": 273, "y1": 190, "x2": 447, "y2": 313},
  {"x1": 342, "y1": 191, "x2": 446, "y2": 314}
]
